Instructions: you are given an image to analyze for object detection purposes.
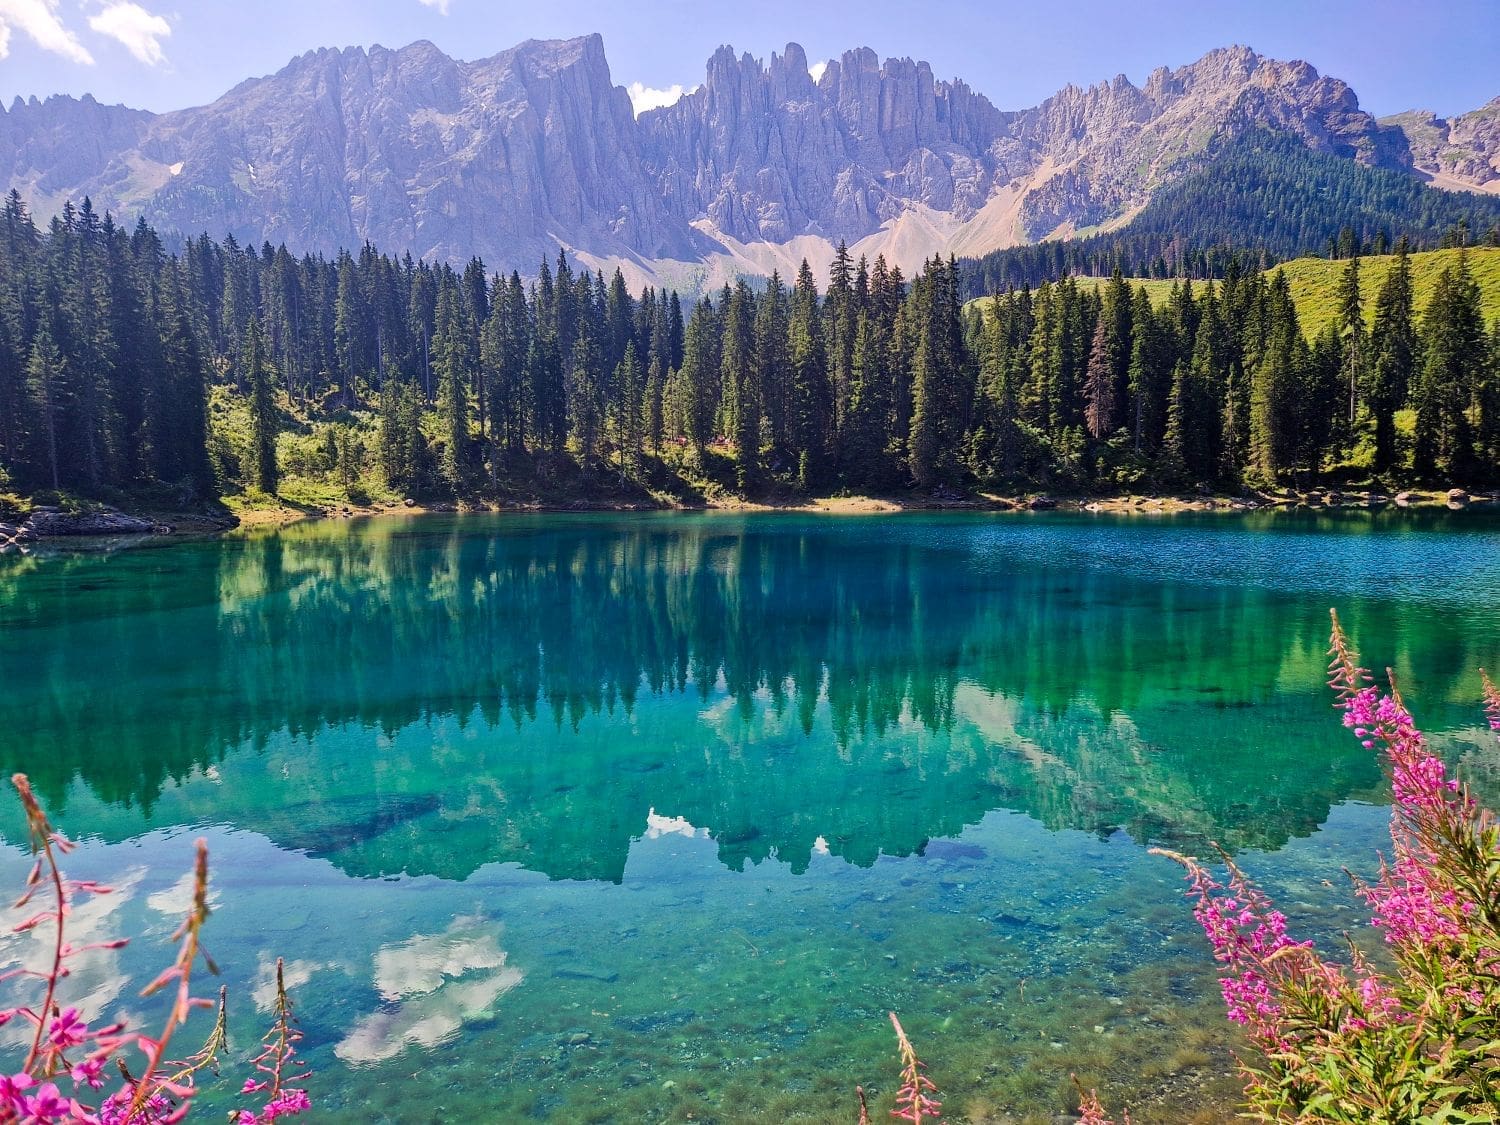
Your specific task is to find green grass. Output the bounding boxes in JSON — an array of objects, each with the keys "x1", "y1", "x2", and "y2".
[
  {"x1": 1268, "y1": 247, "x2": 1500, "y2": 338},
  {"x1": 970, "y1": 247, "x2": 1500, "y2": 339}
]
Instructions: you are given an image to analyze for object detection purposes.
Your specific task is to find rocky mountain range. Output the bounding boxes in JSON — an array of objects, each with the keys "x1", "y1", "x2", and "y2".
[{"x1": 1, "y1": 35, "x2": 1495, "y2": 288}]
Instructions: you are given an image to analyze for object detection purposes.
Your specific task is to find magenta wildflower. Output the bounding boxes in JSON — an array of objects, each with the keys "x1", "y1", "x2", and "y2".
[
  {"x1": 1, "y1": 774, "x2": 309, "y2": 1125},
  {"x1": 18, "y1": 1080, "x2": 72, "y2": 1122},
  {"x1": 69, "y1": 1057, "x2": 106, "y2": 1091},
  {"x1": 1153, "y1": 612, "x2": 1500, "y2": 1119},
  {"x1": 46, "y1": 1009, "x2": 87, "y2": 1052}
]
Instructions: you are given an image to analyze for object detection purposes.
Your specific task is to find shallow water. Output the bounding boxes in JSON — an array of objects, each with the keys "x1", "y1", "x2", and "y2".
[{"x1": 2, "y1": 509, "x2": 1499, "y2": 1123}]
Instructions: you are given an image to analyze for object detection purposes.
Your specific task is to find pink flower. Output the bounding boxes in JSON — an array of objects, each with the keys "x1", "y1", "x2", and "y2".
[
  {"x1": 18, "y1": 1081, "x2": 71, "y2": 1123},
  {"x1": 0, "y1": 1072, "x2": 36, "y2": 1110},
  {"x1": 47, "y1": 1008, "x2": 87, "y2": 1051},
  {"x1": 69, "y1": 1057, "x2": 106, "y2": 1091}
]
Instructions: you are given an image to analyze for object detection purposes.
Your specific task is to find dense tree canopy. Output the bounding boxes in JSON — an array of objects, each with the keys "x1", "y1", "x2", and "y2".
[{"x1": 0, "y1": 191, "x2": 1496, "y2": 509}]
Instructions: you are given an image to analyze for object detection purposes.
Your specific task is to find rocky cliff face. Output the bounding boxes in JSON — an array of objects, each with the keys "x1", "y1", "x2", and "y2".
[
  {"x1": 1382, "y1": 99, "x2": 1500, "y2": 193},
  {"x1": 0, "y1": 37, "x2": 1493, "y2": 284},
  {"x1": 636, "y1": 43, "x2": 1009, "y2": 245},
  {"x1": 2, "y1": 36, "x2": 702, "y2": 267}
]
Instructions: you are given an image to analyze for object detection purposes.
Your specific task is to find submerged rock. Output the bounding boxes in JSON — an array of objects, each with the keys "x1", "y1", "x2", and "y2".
[
  {"x1": 917, "y1": 839, "x2": 987, "y2": 862},
  {"x1": 613, "y1": 1009, "x2": 697, "y2": 1033},
  {"x1": 554, "y1": 966, "x2": 619, "y2": 983}
]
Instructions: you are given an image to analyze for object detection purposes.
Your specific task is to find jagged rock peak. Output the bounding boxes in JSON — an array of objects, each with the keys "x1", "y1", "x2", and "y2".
[{"x1": 0, "y1": 35, "x2": 1494, "y2": 283}]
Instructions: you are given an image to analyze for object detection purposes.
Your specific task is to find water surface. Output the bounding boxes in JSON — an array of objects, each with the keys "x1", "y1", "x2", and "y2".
[{"x1": 2, "y1": 510, "x2": 1498, "y2": 1123}]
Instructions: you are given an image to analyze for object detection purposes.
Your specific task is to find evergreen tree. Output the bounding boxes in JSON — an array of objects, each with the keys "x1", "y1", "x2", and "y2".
[
  {"x1": 241, "y1": 318, "x2": 279, "y2": 494},
  {"x1": 1083, "y1": 317, "x2": 1116, "y2": 441},
  {"x1": 907, "y1": 258, "x2": 968, "y2": 486},
  {"x1": 614, "y1": 339, "x2": 645, "y2": 481},
  {"x1": 720, "y1": 282, "x2": 760, "y2": 489},
  {"x1": 1335, "y1": 254, "x2": 1366, "y2": 430},
  {"x1": 25, "y1": 321, "x2": 66, "y2": 491},
  {"x1": 433, "y1": 284, "x2": 472, "y2": 488},
  {"x1": 1414, "y1": 254, "x2": 1485, "y2": 479},
  {"x1": 1368, "y1": 243, "x2": 1417, "y2": 474},
  {"x1": 787, "y1": 261, "x2": 830, "y2": 487}
]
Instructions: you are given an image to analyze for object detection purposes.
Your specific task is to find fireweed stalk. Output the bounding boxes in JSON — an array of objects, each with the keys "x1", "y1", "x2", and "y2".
[
  {"x1": 0, "y1": 774, "x2": 311, "y2": 1124},
  {"x1": 1150, "y1": 612, "x2": 1500, "y2": 1121},
  {"x1": 235, "y1": 960, "x2": 311, "y2": 1125}
]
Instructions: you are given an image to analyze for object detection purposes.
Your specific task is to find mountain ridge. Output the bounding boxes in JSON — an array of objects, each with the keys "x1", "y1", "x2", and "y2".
[{"x1": 1, "y1": 35, "x2": 1495, "y2": 287}]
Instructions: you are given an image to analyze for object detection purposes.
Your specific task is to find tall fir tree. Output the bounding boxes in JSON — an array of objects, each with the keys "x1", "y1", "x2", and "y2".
[
  {"x1": 1368, "y1": 242, "x2": 1417, "y2": 475},
  {"x1": 241, "y1": 317, "x2": 279, "y2": 494}
]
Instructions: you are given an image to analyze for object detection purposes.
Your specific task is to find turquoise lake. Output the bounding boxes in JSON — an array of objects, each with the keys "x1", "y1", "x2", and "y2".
[{"x1": 2, "y1": 510, "x2": 1500, "y2": 1123}]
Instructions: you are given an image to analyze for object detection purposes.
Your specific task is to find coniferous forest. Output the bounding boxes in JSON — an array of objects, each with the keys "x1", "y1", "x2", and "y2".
[
  {"x1": 962, "y1": 131, "x2": 1500, "y2": 295},
  {"x1": 1, "y1": 189, "x2": 1498, "y2": 514}
]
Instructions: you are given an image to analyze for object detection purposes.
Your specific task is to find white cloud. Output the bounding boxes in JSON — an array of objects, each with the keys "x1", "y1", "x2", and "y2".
[
  {"x1": 336, "y1": 916, "x2": 522, "y2": 1066},
  {"x1": 809, "y1": 60, "x2": 829, "y2": 83},
  {"x1": 417, "y1": 0, "x2": 450, "y2": 13},
  {"x1": 88, "y1": 1, "x2": 170, "y2": 66},
  {"x1": 0, "y1": 0, "x2": 94, "y2": 64},
  {"x1": 626, "y1": 81, "x2": 695, "y2": 117}
]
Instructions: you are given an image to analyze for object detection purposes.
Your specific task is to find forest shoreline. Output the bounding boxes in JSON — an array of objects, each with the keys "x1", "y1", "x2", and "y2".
[{"x1": 5, "y1": 486, "x2": 1493, "y2": 551}]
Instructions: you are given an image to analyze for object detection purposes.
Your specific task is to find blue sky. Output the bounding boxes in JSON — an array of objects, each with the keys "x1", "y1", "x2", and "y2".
[{"x1": 1, "y1": 0, "x2": 1496, "y2": 119}]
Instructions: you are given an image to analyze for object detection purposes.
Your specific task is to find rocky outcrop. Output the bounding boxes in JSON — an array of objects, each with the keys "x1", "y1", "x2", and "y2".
[
  {"x1": 4, "y1": 36, "x2": 703, "y2": 270},
  {"x1": 1, "y1": 37, "x2": 1492, "y2": 279},
  {"x1": 1382, "y1": 99, "x2": 1500, "y2": 192},
  {"x1": 0, "y1": 522, "x2": 35, "y2": 552},
  {"x1": 22, "y1": 506, "x2": 163, "y2": 537},
  {"x1": 636, "y1": 43, "x2": 1009, "y2": 245}
]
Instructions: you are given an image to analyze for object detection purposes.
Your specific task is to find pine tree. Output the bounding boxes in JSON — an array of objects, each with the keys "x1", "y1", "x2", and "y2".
[
  {"x1": 1368, "y1": 243, "x2": 1417, "y2": 474},
  {"x1": 1414, "y1": 253, "x2": 1485, "y2": 479},
  {"x1": 720, "y1": 282, "x2": 760, "y2": 489},
  {"x1": 787, "y1": 261, "x2": 830, "y2": 487},
  {"x1": 433, "y1": 284, "x2": 472, "y2": 489},
  {"x1": 614, "y1": 339, "x2": 645, "y2": 481},
  {"x1": 906, "y1": 258, "x2": 967, "y2": 487},
  {"x1": 1248, "y1": 275, "x2": 1304, "y2": 486},
  {"x1": 25, "y1": 321, "x2": 66, "y2": 491},
  {"x1": 1083, "y1": 317, "x2": 1115, "y2": 441},
  {"x1": 1335, "y1": 254, "x2": 1366, "y2": 430},
  {"x1": 755, "y1": 271, "x2": 792, "y2": 465},
  {"x1": 241, "y1": 318, "x2": 279, "y2": 494},
  {"x1": 568, "y1": 318, "x2": 604, "y2": 473}
]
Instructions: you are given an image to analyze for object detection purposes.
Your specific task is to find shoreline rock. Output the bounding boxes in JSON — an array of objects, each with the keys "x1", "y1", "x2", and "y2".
[{"x1": 24, "y1": 506, "x2": 166, "y2": 537}]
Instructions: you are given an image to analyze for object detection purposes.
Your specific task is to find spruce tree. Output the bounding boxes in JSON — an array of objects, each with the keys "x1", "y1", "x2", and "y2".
[
  {"x1": 1335, "y1": 254, "x2": 1366, "y2": 429},
  {"x1": 787, "y1": 261, "x2": 830, "y2": 487},
  {"x1": 1083, "y1": 317, "x2": 1116, "y2": 440},
  {"x1": 241, "y1": 318, "x2": 279, "y2": 494},
  {"x1": 25, "y1": 322, "x2": 66, "y2": 492},
  {"x1": 1414, "y1": 254, "x2": 1485, "y2": 479},
  {"x1": 433, "y1": 285, "x2": 472, "y2": 489},
  {"x1": 1367, "y1": 243, "x2": 1417, "y2": 475},
  {"x1": 719, "y1": 282, "x2": 760, "y2": 490},
  {"x1": 614, "y1": 339, "x2": 644, "y2": 481}
]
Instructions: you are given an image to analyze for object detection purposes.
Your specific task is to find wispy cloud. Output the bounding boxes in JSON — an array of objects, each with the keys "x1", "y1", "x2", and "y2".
[
  {"x1": 627, "y1": 81, "x2": 695, "y2": 117},
  {"x1": 0, "y1": 0, "x2": 94, "y2": 64},
  {"x1": 88, "y1": 1, "x2": 170, "y2": 66},
  {"x1": 417, "y1": 0, "x2": 450, "y2": 13},
  {"x1": 809, "y1": 60, "x2": 829, "y2": 83}
]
